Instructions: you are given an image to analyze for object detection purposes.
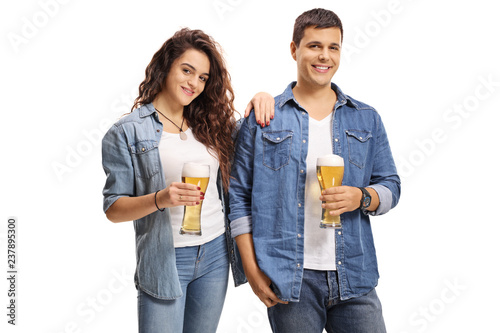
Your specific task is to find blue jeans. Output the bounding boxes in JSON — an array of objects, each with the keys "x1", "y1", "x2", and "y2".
[
  {"x1": 137, "y1": 234, "x2": 229, "y2": 333},
  {"x1": 268, "y1": 269, "x2": 386, "y2": 333}
]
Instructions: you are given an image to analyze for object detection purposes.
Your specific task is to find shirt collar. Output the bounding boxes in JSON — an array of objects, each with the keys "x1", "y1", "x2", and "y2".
[
  {"x1": 277, "y1": 81, "x2": 352, "y2": 109},
  {"x1": 139, "y1": 103, "x2": 157, "y2": 118}
]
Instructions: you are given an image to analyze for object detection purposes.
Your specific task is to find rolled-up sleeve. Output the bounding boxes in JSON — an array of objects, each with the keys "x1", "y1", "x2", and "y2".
[
  {"x1": 366, "y1": 184, "x2": 392, "y2": 216},
  {"x1": 229, "y1": 117, "x2": 255, "y2": 237},
  {"x1": 101, "y1": 124, "x2": 134, "y2": 213},
  {"x1": 230, "y1": 216, "x2": 252, "y2": 238},
  {"x1": 367, "y1": 113, "x2": 401, "y2": 214}
]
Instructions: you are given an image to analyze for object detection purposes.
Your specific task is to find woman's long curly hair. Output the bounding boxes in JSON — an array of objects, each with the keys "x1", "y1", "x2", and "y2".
[{"x1": 132, "y1": 28, "x2": 237, "y2": 191}]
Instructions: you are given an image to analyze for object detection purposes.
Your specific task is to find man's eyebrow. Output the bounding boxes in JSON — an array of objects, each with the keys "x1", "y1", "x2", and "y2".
[
  {"x1": 305, "y1": 41, "x2": 341, "y2": 47},
  {"x1": 181, "y1": 62, "x2": 210, "y2": 76}
]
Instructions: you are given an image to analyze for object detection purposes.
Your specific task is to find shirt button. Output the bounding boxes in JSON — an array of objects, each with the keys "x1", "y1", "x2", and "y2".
[
  {"x1": 298, "y1": 203, "x2": 302, "y2": 207},
  {"x1": 277, "y1": 137, "x2": 281, "y2": 140},
  {"x1": 297, "y1": 234, "x2": 302, "y2": 238},
  {"x1": 334, "y1": 138, "x2": 339, "y2": 142},
  {"x1": 338, "y1": 261, "x2": 342, "y2": 265},
  {"x1": 359, "y1": 136, "x2": 363, "y2": 140},
  {"x1": 297, "y1": 263, "x2": 301, "y2": 267},
  {"x1": 157, "y1": 129, "x2": 160, "y2": 133},
  {"x1": 300, "y1": 169, "x2": 304, "y2": 173},
  {"x1": 141, "y1": 148, "x2": 145, "y2": 152},
  {"x1": 302, "y1": 139, "x2": 306, "y2": 143},
  {"x1": 338, "y1": 231, "x2": 342, "y2": 235}
]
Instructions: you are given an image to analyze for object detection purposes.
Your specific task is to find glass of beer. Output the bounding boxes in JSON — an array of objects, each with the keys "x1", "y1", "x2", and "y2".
[
  {"x1": 316, "y1": 154, "x2": 344, "y2": 229},
  {"x1": 180, "y1": 163, "x2": 210, "y2": 236}
]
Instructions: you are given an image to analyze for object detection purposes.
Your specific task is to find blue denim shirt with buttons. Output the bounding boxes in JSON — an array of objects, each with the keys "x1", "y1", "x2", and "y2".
[
  {"x1": 229, "y1": 82, "x2": 401, "y2": 301},
  {"x1": 101, "y1": 103, "x2": 246, "y2": 300}
]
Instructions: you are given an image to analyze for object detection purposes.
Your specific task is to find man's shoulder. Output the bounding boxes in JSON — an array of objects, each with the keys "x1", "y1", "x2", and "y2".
[
  {"x1": 274, "y1": 82, "x2": 296, "y2": 109},
  {"x1": 345, "y1": 95, "x2": 377, "y2": 112},
  {"x1": 333, "y1": 83, "x2": 378, "y2": 114}
]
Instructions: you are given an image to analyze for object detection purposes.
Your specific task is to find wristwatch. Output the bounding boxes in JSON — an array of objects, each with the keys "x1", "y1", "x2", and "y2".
[{"x1": 358, "y1": 187, "x2": 371, "y2": 213}]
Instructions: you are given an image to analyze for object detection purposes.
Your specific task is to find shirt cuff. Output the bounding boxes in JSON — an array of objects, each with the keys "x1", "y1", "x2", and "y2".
[
  {"x1": 230, "y1": 216, "x2": 252, "y2": 238},
  {"x1": 366, "y1": 185, "x2": 392, "y2": 216},
  {"x1": 103, "y1": 194, "x2": 126, "y2": 214}
]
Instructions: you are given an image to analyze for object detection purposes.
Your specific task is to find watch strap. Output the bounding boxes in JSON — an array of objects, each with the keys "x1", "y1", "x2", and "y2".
[{"x1": 358, "y1": 187, "x2": 371, "y2": 211}]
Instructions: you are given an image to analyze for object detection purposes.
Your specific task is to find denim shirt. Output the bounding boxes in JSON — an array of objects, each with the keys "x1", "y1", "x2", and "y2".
[
  {"x1": 101, "y1": 103, "x2": 246, "y2": 300},
  {"x1": 229, "y1": 82, "x2": 401, "y2": 301}
]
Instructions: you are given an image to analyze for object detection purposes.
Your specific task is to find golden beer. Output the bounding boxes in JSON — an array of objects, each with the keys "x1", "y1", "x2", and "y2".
[
  {"x1": 316, "y1": 154, "x2": 344, "y2": 228},
  {"x1": 180, "y1": 163, "x2": 210, "y2": 235}
]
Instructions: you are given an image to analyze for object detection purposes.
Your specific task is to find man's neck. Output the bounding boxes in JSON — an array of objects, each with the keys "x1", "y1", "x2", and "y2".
[{"x1": 292, "y1": 82, "x2": 337, "y2": 121}]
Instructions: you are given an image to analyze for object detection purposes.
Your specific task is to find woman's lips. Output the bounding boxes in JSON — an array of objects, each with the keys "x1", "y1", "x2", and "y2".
[{"x1": 181, "y1": 86, "x2": 194, "y2": 96}]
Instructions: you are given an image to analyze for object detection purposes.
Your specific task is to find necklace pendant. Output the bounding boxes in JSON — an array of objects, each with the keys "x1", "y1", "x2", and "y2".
[{"x1": 179, "y1": 131, "x2": 188, "y2": 141}]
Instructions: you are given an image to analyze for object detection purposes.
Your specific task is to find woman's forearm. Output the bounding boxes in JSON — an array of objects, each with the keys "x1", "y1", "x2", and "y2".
[
  {"x1": 106, "y1": 194, "x2": 158, "y2": 223},
  {"x1": 105, "y1": 183, "x2": 203, "y2": 223}
]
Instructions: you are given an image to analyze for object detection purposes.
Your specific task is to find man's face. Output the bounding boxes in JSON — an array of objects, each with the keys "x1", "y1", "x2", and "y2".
[{"x1": 291, "y1": 26, "x2": 342, "y2": 89}]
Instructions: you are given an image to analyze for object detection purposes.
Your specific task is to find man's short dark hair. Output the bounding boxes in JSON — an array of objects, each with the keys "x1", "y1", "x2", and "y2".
[{"x1": 293, "y1": 8, "x2": 343, "y2": 46}]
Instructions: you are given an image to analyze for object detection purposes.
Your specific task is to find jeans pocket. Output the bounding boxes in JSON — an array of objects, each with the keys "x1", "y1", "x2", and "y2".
[
  {"x1": 345, "y1": 129, "x2": 372, "y2": 169},
  {"x1": 130, "y1": 140, "x2": 160, "y2": 179},
  {"x1": 262, "y1": 130, "x2": 293, "y2": 171}
]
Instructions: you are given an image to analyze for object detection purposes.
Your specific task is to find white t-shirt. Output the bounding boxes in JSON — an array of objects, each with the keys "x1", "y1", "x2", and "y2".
[
  {"x1": 303, "y1": 112, "x2": 337, "y2": 271},
  {"x1": 158, "y1": 128, "x2": 225, "y2": 247}
]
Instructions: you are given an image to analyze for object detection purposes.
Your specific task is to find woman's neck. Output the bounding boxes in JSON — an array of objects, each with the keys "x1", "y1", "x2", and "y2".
[
  {"x1": 153, "y1": 94, "x2": 184, "y2": 120},
  {"x1": 152, "y1": 94, "x2": 188, "y2": 133}
]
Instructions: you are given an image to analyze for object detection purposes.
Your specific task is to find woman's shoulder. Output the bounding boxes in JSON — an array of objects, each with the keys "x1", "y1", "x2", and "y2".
[
  {"x1": 103, "y1": 105, "x2": 155, "y2": 140},
  {"x1": 111, "y1": 104, "x2": 157, "y2": 129},
  {"x1": 114, "y1": 106, "x2": 147, "y2": 126}
]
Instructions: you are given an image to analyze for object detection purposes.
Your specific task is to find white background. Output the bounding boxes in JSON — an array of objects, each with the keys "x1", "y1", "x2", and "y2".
[{"x1": 1, "y1": 0, "x2": 499, "y2": 332}]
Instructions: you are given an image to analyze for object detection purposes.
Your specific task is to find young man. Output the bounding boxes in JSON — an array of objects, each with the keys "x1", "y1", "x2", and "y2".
[{"x1": 229, "y1": 8, "x2": 401, "y2": 333}]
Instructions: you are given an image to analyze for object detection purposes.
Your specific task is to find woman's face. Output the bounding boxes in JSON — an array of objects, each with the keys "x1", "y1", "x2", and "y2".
[{"x1": 163, "y1": 49, "x2": 210, "y2": 108}]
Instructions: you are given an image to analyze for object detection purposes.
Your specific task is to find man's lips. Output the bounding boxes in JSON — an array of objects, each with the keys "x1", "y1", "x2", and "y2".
[{"x1": 312, "y1": 65, "x2": 331, "y2": 73}]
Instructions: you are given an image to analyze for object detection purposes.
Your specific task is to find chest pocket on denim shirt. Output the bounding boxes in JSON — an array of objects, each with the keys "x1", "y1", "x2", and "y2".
[
  {"x1": 345, "y1": 130, "x2": 372, "y2": 169},
  {"x1": 129, "y1": 140, "x2": 160, "y2": 179},
  {"x1": 262, "y1": 130, "x2": 293, "y2": 171}
]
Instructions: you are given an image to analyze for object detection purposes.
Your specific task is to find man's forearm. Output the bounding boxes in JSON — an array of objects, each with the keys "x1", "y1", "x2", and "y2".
[
  {"x1": 366, "y1": 184, "x2": 394, "y2": 216},
  {"x1": 234, "y1": 233, "x2": 259, "y2": 272},
  {"x1": 365, "y1": 187, "x2": 380, "y2": 212}
]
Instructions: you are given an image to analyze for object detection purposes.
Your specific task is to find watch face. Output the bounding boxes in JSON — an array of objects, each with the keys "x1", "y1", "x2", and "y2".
[{"x1": 363, "y1": 197, "x2": 371, "y2": 208}]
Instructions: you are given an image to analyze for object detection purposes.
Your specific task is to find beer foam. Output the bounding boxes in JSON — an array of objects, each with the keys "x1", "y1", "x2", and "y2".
[
  {"x1": 317, "y1": 154, "x2": 344, "y2": 167},
  {"x1": 182, "y1": 163, "x2": 210, "y2": 177}
]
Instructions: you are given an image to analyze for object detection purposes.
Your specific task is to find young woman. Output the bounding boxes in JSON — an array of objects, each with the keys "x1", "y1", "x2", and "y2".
[{"x1": 101, "y1": 28, "x2": 272, "y2": 332}]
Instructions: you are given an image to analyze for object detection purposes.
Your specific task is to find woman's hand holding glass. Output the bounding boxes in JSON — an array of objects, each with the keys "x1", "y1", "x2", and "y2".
[{"x1": 156, "y1": 182, "x2": 204, "y2": 209}]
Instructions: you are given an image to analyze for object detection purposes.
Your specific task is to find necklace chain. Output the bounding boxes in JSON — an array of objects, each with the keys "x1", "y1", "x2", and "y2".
[
  {"x1": 155, "y1": 107, "x2": 187, "y2": 140},
  {"x1": 154, "y1": 108, "x2": 185, "y2": 132}
]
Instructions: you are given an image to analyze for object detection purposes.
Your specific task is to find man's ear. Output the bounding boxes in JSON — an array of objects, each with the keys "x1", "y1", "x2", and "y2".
[{"x1": 290, "y1": 41, "x2": 297, "y2": 61}]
